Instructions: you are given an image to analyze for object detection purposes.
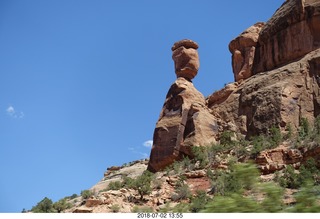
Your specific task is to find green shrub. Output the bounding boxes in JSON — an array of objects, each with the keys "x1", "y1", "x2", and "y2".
[
  {"x1": 220, "y1": 130, "x2": 235, "y2": 147},
  {"x1": 269, "y1": 125, "x2": 282, "y2": 147},
  {"x1": 171, "y1": 203, "x2": 190, "y2": 213},
  {"x1": 67, "y1": 194, "x2": 78, "y2": 199},
  {"x1": 53, "y1": 198, "x2": 72, "y2": 213},
  {"x1": 189, "y1": 190, "x2": 210, "y2": 213},
  {"x1": 285, "y1": 123, "x2": 293, "y2": 140},
  {"x1": 110, "y1": 204, "x2": 120, "y2": 213},
  {"x1": 260, "y1": 182, "x2": 284, "y2": 212},
  {"x1": 152, "y1": 178, "x2": 163, "y2": 190},
  {"x1": 128, "y1": 171, "x2": 153, "y2": 200},
  {"x1": 299, "y1": 117, "x2": 310, "y2": 140},
  {"x1": 286, "y1": 182, "x2": 320, "y2": 212},
  {"x1": 278, "y1": 165, "x2": 301, "y2": 189},
  {"x1": 172, "y1": 161, "x2": 183, "y2": 174},
  {"x1": 122, "y1": 175, "x2": 135, "y2": 188},
  {"x1": 31, "y1": 197, "x2": 55, "y2": 213},
  {"x1": 210, "y1": 163, "x2": 259, "y2": 196},
  {"x1": 80, "y1": 190, "x2": 93, "y2": 200},
  {"x1": 250, "y1": 135, "x2": 271, "y2": 157},
  {"x1": 107, "y1": 180, "x2": 122, "y2": 190},
  {"x1": 191, "y1": 146, "x2": 208, "y2": 168},
  {"x1": 171, "y1": 184, "x2": 191, "y2": 201},
  {"x1": 201, "y1": 193, "x2": 262, "y2": 213}
]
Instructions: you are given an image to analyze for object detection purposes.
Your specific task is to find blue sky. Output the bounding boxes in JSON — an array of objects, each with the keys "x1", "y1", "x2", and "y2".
[{"x1": 0, "y1": 0, "x2": 284, "y2": 212}]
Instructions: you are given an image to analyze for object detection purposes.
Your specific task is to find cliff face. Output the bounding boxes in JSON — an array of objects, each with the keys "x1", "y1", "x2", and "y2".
[
  {"x1": 253, "y1": 0, "x2": 320, "y2": 74},
  {"x1": 148, "y1": 0, "x2": 320, "y2": 172}
]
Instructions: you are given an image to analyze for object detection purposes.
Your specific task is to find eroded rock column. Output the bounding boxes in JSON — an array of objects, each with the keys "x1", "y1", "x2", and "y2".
[{"x1": 147, "y1": 39, "x2": 218, "y2": 172}]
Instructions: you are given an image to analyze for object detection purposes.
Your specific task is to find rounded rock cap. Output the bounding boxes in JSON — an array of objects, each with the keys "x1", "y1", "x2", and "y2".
[{"x1": 171, "y1": 39, "x2": 199, "y2": 51}]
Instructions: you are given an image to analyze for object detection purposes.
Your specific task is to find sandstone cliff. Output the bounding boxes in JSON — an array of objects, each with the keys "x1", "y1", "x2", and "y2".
[{"x1": 148, "y1": 0, "x2": 320, "y2": 172}]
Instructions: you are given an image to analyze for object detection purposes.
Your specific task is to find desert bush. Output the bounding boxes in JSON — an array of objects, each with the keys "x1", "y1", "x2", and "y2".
[
  {"x1": 191, "y1": 146, "x2": 209, "y2": 168},
  {"x1": 201, "y1": 193, "x2": 262, "y2": 213},
  {"x1": 80, "y1": 190, "x2": 93, "y2": 200},
  {"x1": 67, "y1": 194, "x2": 78, "y2": 199},
  {"x1": 269, "y1": 125, "x2": 282, "y2": 147},
  {"x1": 285, "y1": 182, "x2": 320, "y2": 212},
  {"x1": 278, "y1": 165, "x2": 301, "y2": 189},
  {"x1": 125, "y1": 170, "x2": 153, "y2": 200},
  {"x1": 259, "y1": 182, "x2": 284, "y2": 212},
  {"x1": 122, "y1": 175, "x2": 135, "y2": 188},
  {"x1": 220, "y1": 130, "x2": 235, "y2": 147},
  {"x1": 53, "y1": 198, "x2": 72, "y2": 213},
  {"x1": 31, "y1": 197, "x2": 55, "y2": 213},
  {"x1": 171, "y1": 184, "x2": 191, "y2": 201},
  {"x1": 299, "y1": 117, "x2": 310, "y2": 140},
  {"x1": 152, "y1": 178, "x2": 163, "y2": 190},
  {"x1": 107, "y1": 180, "x2": 122, "y2": 190},
  {"x1": 110, "y1": 204, "x2": 120, "y2": 213},
  {"x1": 210, "y1": 162, "x2": 259, "y2": 196},
  {"x1": 250, "y1": 135, "x2": 271, "y2": 157},
  {"x1": 284, "y1": 123, "x2": 293, "y2": 140},
  {"x1": 276, "y1": 158, "x2": 320, "y2": 189},
  {"x1": 189, "y1": 190, "x2": 210, "y2": 213}
]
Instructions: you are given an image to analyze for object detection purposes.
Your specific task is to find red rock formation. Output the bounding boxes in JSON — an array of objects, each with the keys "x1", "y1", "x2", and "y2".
[
  {"x1": 229, "y1": 22, "x2": 264, "y2": 82},
  {"x1": 172, "y1": 39, "x2": 200, "y2": 80},
  {"x1": 148, "y1": 39, "x2": 218, "y2": 172},
  {"x1": 148, "y1": 0, "x2": 320, "y2": 172},
  {"x1": 147, "y1": 77, "x2": 218, "y2": 172},
  {"x1": 253, "y1": 0, "x2": 320, "y2": 74}
]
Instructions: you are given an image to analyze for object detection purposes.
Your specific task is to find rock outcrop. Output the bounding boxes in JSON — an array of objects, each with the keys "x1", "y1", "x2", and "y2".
[
  {"x1": 147, "y1": 39, "x2": 218, "y2": 172},
  {"x1": 208, "y1": 0, "x2": 320, "y2": 137},
  {"x1": 229, "y1": 22, "x2": 264, "y2": 82},
  {"x1": 148, "y1": 0, "x2": 320, "y2": 172},
  {"x1": 208, "y1": 49, "x2": 320, "y2": 137},
  {"x1": 147, "y1": 77, "x2": 218, "y2": 172},
  {"x1": 253, "y1": 0, "x2": 320, "y2": 74}
]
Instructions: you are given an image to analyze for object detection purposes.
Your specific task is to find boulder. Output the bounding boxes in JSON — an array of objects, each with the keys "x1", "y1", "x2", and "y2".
[
  {"x1": 73, "y1": 207, "x2": 93, "y2": 213},
  {"x1": 85, "y1": 198, "x2": 102, "y2": 207},
  {"x1": 172, "y1": 39, "x2": 200, "y2": 80}
]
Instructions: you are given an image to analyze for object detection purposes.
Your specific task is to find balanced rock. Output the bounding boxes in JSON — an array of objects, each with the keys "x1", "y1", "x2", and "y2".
[{"x1": 172, "y1": 39, "x2": 200, "y2": 80}]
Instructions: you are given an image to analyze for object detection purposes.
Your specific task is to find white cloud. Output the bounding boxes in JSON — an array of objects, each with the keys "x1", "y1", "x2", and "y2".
[
  {"x1": 6, "y1": 106, "x2": 15, "y2": 115},
  {"x1": 143, "y1": 140, "x2": 153, "y2": 148},
  {"x1": 6, "y1": 105, "x2": 24, "y2": 119}
]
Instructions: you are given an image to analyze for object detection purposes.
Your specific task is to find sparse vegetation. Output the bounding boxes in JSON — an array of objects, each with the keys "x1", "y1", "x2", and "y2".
[
  {"x1": 110, "y1": 204, "x2": 121, "y2": 213},
  {"x1": 27, "y1": 116, "x2": 320, "y2": 213},
  {"x1": 31, "y1": 197, "x2": 55, "y2": 213},
  {"x1": 53, "y1": 198, "x2": 72, "y2": 213},
  {"x1": 80, "y1": 190, "x2": 93, "y2": 200},
  {"x1": 107, "y1": 180, "x2": 123, "y2": 191},
  {"x1": 189, "y1": 190, "x2": 211, "y2": 213},
  {"x1": 131, "y1": 170, "x2": 153, "y2": 200}
]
